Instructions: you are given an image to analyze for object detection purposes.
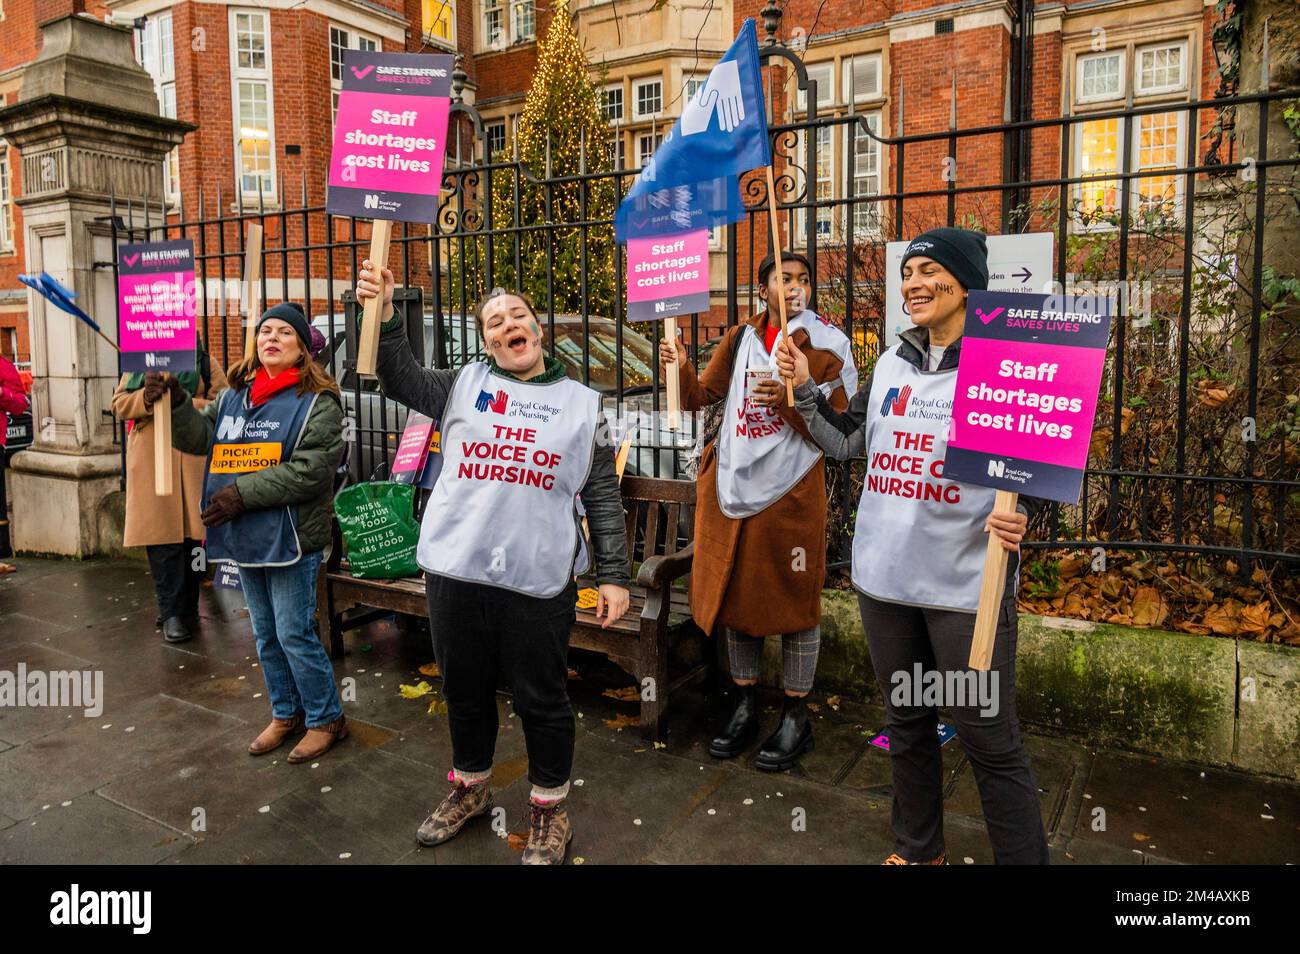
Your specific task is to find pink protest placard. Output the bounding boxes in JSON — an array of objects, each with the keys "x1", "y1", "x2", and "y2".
[
  {"x1": 626, "y1": 229, "x2": 710, "y2": 320},
  {"x1": 392, "y1": 412, "x2": 435, "y2": 484},
  {"x1": 944, "y1": 290, "x2": 1112, "y2": 504},
  {"x1": 117, "y1": 239, "x2": 197, "y2": 373},
  {"x1": 327, "y1": 52, "x2": 453, "y2": 222}
]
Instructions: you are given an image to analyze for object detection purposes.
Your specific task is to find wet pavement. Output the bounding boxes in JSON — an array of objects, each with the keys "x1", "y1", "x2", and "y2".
[{"x1": 1, "y1": 555, "x2": 1296, "y2": 865}]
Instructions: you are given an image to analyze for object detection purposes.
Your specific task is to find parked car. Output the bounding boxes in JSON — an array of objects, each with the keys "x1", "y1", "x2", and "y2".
[{"x1": 311, "y1": 310, "x2": 698, "y2": 482}]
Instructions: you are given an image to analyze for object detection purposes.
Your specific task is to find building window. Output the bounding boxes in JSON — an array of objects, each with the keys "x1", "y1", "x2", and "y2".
[
  {"x1": 511, "y1": 1, "x2": 535, "y2": 43},
  {"x1": 843, "y1": 54, "x2": 882, "y2": 103},
  {"x1": 1136, "y1": 41, "x2": 1186, "y2": 96},
  {"x1": 609, "y1": 133, "x2": 625, "y2": 170},
  {"x1": 330, "y1": 25, "x2": 379, "y2": 124},
  {"x1": 684, "y1": 74, "x2": 706, "y2": 105},
  {"x1": 482, "y1": 0, "x2": 533, "y2": 50},
  {"x1": 0, "y1": 145, "x2": 13, "y2": 252},
  {"x1": 850, "y1": 113, "x2": 882, "y2": 236},
  {"x1": 485, "y1": 119, "x2": 506, "y2": 159},
  {"x1": 230, "y1": 10, "x2": 276, "y2": 200},
  {"x1": 637, "y1": 132, "x2": 663, "y2": 169},
  {"x1": 1077, "y1": 51, "x2": 1123, "y2": 103},
  {"x1": 794, "y1": 124, "x2": 834, "y2": 242},
  {"x1": 422, "y1": 0, "x2": 456, "y2": 49},
  {"x1": 135, "y1": 12, "x2": 180, "y2": 206},
  {"x1": 634, "y1": 79, "x2": 662, "y2": 119},
  {"x1": 601, "y1": 84, "x2": 624, "y2": 123},
  {"x1": 796, "y1": 62, "x2": 833, "y2": 113},
  {"x1": 1071, "y1": 39, "x2": 1189, "y2": 227}
]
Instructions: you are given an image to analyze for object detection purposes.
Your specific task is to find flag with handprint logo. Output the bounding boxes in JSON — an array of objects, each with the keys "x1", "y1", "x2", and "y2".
[{"x1": 614, "y1": 18, "x2": 770, "y2": 242}]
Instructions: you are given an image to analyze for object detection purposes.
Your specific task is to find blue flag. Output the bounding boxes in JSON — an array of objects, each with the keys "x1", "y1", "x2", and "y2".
[
  {"x1": 615, "y1": 175, "x2": 747, "y2": 243},
  {"x1": 615, "y1": 18, "x2": 770, "y2": 242},
  {"x1": 19, "y1": 272, "x2": 101, "y2": 332}
]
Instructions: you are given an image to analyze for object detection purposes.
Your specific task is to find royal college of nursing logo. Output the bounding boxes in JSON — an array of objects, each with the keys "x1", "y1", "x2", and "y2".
[
  {"x1": 879, "y1": 384, "x2": 912, "y2": 418},
  {"x1": 474, "y1": 389, "x2": 508, "y2": 414}
]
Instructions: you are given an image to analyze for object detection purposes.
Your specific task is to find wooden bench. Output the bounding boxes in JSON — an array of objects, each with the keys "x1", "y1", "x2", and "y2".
[{"x1": 318, "y1": 475, "x2": 706, "y2": 741}]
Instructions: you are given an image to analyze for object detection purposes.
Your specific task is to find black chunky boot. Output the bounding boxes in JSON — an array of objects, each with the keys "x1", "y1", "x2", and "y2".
[
  {"x1": 708, "y1": 683, "x2": 758, "y2": 759},
  {"x1": 754, "y1": 695, "x2": 814, "y2": 771}
]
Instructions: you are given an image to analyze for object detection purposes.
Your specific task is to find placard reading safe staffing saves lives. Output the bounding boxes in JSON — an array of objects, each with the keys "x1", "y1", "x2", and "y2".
[{"x1": 326, "y1": 51, "x2": 453, "y2": 221}]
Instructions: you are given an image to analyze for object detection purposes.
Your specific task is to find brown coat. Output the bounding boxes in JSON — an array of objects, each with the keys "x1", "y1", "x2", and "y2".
[
  {"x1": 111, "y1": 362, "x2": 228, "y2": 548},
  {"x1": 677, "y1": 314, "x2": 851, "y2": 637}
]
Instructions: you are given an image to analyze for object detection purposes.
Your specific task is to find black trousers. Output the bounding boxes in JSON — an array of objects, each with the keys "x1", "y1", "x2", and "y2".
[
  {"x1": 425, "y1": 573, "x2": 577, "y2": 789},
  {"x1": 146, "y1": 539, "x2": 203, "y2": 621},
  {"x1": 857, "y1": 572, "x2": 1049, "y2": 865}
]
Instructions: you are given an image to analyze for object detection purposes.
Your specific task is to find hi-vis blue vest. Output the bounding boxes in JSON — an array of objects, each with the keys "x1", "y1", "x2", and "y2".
[{"x1": 202, "y1": 385, "x2": 319, "y2": 567}]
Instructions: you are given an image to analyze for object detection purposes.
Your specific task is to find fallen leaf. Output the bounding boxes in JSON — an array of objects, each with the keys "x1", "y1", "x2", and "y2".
[
  {"x1": 603, "y1": 713, "x2": 639, "y2": 731},
  {"x1": 1131, "y1": 586, "x2": 1169, "y2": 628},
  {"x1": 566, "y1": 668, "x2": 581, "y2": 681},
  {"x1": 399, "y1": 681, "x2": 433, "y2": 699},
  {"x1": 1133, "y1": 833, "x2": 1151, "y2": 842},
  {"x1": 426, "y1": 698, "x2": 448, "y2": 715},
  {"x1": 418, "y1": 662, "x2": 441, "y2": 678},
  {"x1": 602, "y1": 686, "x2": 640, "y2": 702},
  {"x1": 826, "y1": 695, "x2": 841, "y2": 711},
  {"x1": 507, "y1": 831, "x2": 528, "y2": 851}
]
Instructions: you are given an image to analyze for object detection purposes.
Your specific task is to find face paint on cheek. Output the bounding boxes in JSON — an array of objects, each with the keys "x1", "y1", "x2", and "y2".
[{"x1": 934, "y1": 281, "x2": 956, "y2": 296}]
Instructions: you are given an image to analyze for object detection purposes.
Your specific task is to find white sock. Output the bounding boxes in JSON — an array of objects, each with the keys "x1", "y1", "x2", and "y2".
[
  {"x1": 452, "y1": 767, "x2": 491, "y2": 786},
  {"x1": 530, "y1": 781, "x2": 570, "y2": 804}
]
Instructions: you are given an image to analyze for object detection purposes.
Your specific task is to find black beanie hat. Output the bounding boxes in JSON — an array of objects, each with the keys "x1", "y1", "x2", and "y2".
[
  {"x1": 900, "y1": 227, "x2": 989, "y2": 293},
  {"x1": 257, "y1": 301, "x2": 312, "y2": 352},
  {"x1": 757, "y1": 249, "x2": 813, "y2": 286}
]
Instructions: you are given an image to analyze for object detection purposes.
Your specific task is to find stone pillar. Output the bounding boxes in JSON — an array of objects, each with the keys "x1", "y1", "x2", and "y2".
[{"x1": 0, "y1": 14, "x2": 191, "y2": 556}]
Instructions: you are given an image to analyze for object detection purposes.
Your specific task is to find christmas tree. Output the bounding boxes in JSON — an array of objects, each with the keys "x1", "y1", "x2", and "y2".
[{"x1": 486, "y1": 0, "x2": 617, "y2": 319}]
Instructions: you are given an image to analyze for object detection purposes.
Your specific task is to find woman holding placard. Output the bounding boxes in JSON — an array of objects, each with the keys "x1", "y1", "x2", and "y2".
[
  {"x1": 356, "y1": 262, "x2": 631, "y2": 866},
  {"x1": 659, "y1": 250, "x2": 857, "y2": 771},
  {"x1": 145, "y1": 303, "x2": 349, "y2": 763},
  {"x1": 775, "y1": 227, "x2": 1048, "y2": 864},
  {"x1": 113, "y1": 341, "x2": 227, "y2": 643}
]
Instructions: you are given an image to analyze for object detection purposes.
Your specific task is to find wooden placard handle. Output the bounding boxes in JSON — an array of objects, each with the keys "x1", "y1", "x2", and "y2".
[
  {"x1": 357, "y1": 219, "x2": 394, "y2": 378},
  {"x1": 242, "y1": 223, "x2": 264, "y2": 362},
  {"x1": 153, "y1": 374, "x2": 174, "y2": 496},
  {"x1": 663, "y1": 315, "x2": 681, "y2": 431},
  {"x1": 968, "y1": 489, "x2": 1020, "y2": 670},
  {"x1": 763, "y1": 166, "x2": 795, "y2": 406}
]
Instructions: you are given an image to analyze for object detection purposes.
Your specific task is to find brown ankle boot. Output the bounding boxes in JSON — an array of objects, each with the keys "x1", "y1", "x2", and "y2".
[
  {"x1": 287, "y1": 715, "x2": 349, "y2": 763},
  {"x1": 248, "y1": 713, "x2": 304, "y2": 755}
]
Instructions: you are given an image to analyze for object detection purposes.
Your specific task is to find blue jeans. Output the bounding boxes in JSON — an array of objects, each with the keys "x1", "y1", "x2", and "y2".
[{"x1": 240, "y1": 550, "x2": 343, "y2": 728}]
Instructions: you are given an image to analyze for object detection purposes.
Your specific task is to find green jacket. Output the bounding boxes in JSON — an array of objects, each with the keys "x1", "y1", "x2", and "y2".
[{"x1": 171, "y1": 386, "x2": 345, "y2": 554}]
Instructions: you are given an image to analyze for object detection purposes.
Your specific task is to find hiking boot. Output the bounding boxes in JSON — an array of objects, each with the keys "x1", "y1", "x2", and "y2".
[
  {"x1": 521, "y1": 798, "x2": 573, "y2": 865},
  {"x1": 882, "y1": 851, "x2": 947, "y2": 865},
  {"x1": 248, "y1": 713, "x2": 304, "y2": 755},
  {"x1": 754, "y1": 695, "x2": 814, "y2": 771},
  {"x1": 708, "y1": 683, "x2": 758, "y2": 759},
  {"x1": 287, "y1": 715, "x2": 348, "y2": 763},
  {"x1": 415, "y1": 781, "x2": 493, "y2": 847}
]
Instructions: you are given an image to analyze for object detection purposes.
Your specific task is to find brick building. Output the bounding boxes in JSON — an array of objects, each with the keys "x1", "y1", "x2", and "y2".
[{"x1": 0, "y1": 0, "x2": 1231, "y2": 365}]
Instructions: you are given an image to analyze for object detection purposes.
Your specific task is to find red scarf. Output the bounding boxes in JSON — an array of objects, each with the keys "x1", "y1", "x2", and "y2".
[{"x1": 250, "y1": 366, "x2": 300, "y2": 407}]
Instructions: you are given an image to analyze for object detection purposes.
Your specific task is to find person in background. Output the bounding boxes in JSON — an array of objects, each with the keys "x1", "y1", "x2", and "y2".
[
  {"x1": 0, "y1": 352, "x2": 29, "y2": 570},
  {"x1": 659, "y1": 250, "x2": 858, "y2": 771},
  {"x1": 112, "y1": 341, "x2": 227, "y2": 641},
  {"x1": 146, "y1": 302, "x2": 348, "y2": 763}
]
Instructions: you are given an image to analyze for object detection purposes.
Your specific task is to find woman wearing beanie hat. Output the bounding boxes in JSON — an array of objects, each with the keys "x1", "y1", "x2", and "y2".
[
  {"x1": 142, "y1": 301, "x2": 350, "y2": 763},
  {"x1": 776, "y1": 227, "x2": 1050, "y2": 865}
]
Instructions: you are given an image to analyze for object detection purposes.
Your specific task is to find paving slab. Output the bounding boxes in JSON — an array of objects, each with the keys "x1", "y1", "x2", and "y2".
[
  {"x1": 1066, "y1": 750, "x2": 1300, "y2": 865},
  {"x1": 0, "y1": 693, "x2": 241, "y2": 820},
  {"x1": 0, "y1": 793, "x2": 191, "y2": 865}
]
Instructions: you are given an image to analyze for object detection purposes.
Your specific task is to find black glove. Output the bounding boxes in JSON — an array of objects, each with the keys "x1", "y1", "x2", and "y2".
[
  {"x1": 200, "y1": 484, "x2": 245, "y2": 528},
  {"x1": 142, "y1": 373, "x2": 185, "y2": 410}
]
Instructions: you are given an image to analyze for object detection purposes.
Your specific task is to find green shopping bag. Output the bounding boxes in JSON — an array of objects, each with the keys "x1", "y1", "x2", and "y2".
[{"x1": 333, "y1": 481, "x2": 421, "y2": 579}]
